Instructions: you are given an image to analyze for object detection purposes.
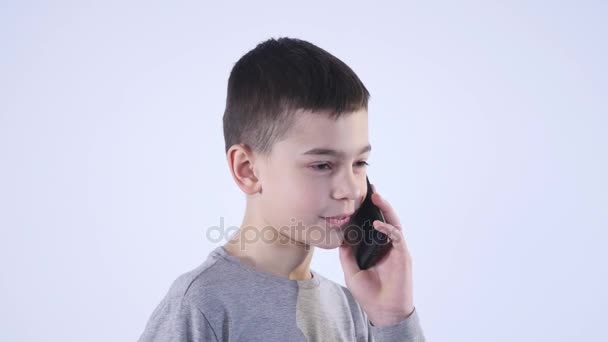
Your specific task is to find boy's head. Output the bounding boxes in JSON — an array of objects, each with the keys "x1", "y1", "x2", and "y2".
[{"x1": 223, "y1": 37, "x2": 372, "y2": 249}]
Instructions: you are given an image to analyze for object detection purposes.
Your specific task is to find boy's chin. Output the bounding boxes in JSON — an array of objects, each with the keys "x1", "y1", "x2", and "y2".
[
  {"x1": 311, "y1": 242, "x2": 343, "y2": 250},
  {"x1": 304, "y1": 232, "x2": 345, "y2": 250}
]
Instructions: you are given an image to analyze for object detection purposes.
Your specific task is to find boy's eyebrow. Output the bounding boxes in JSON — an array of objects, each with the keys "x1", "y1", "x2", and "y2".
[{"x1": 301, "y1": 144, "x2": 372, "y2": 157}]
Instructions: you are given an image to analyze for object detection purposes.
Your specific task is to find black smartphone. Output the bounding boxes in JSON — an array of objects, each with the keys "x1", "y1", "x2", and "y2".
[{"x1": 345, "y1": 176, "x2": 392, "y2": 270}]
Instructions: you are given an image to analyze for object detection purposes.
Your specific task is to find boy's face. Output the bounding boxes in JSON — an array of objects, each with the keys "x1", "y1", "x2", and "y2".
[{"x1": 254, "y1": 108, "x2": 371, "y2": 249}]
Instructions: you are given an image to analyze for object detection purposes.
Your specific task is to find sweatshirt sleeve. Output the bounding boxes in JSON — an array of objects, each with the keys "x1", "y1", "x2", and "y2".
[
  {"x1": 366, "y1": 307, "x2": 426, "y2": 342},
  {"x1": 137, "y1": 297, "x2": 219, "y2": 342}
]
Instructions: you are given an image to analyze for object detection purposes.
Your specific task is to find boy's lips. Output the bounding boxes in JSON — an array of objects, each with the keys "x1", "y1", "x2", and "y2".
[{"x1": 321, "y1": 214, "x2": 353, "y2": 228}]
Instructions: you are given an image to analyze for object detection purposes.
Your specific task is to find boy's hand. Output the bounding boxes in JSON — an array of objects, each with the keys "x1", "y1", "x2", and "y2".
[{"x1": 338, "y1": 184, "x2": 416, "y2": 327}]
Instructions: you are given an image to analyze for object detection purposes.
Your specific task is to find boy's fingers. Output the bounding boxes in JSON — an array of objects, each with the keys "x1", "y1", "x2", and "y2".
[
  {"x1": 373, "y1": 220, "x2": 409, "y2": 254},
  {"x1": 370, "y1": 191, "x2": 402, "y2": 228},
  {"x1": 339, "y1": 241, "x2": 360, "y2": 279}
]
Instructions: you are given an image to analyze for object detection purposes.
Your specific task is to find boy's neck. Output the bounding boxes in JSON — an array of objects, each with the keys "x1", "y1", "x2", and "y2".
[{"x1": 223, "y1": 225, "x2": 315, "y2": 281}]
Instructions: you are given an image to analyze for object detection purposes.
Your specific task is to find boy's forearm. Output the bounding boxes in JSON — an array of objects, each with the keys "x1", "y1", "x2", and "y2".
[
  {"x1": 369, "y1": 307, "x2": 426, "y2": 342},
  {"x1": 367, "y1": 304, "x2": 416, "y2": 327}
]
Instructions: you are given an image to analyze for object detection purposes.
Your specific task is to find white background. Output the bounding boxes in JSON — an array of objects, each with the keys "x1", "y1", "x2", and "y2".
[{"x1": 1, "y1": 1, "x2": 606, "y2": 341}]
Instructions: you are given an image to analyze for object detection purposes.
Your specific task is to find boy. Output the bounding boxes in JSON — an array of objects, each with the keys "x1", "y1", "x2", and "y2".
[{"x1": 138, "y1": 37, "x2": 425, "y2": 341}]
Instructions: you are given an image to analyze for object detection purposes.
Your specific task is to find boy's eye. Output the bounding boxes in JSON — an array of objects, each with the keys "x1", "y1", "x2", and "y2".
[
  {"x1": 311, "y1": 163, "x2": 331, "y2": 171},
  {"x1": 310, "y1": 161, "x2": 369, "y2": 171}
]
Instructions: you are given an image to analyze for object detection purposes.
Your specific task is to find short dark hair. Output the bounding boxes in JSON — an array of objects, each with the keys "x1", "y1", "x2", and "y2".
[{"x1": 222, "y1": 37, "x2": 370, "y2": 155}]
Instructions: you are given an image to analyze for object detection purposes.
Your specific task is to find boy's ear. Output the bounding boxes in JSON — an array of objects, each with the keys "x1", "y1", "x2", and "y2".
[{"x1": 226, "y1": 144, "x2": 262, "y2": 195}]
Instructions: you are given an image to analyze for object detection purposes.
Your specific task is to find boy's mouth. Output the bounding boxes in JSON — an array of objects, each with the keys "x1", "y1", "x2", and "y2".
[{"x1": 320, "y1": 214, "x2": 353, "y2": 228}]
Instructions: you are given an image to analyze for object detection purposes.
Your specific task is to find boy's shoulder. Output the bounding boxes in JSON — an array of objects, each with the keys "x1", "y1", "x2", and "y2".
[
  {"x1": 161, "y1": 246, "x2": 239, "y2": 303},
  {"x1": 160, "y1": 245, "x2": 358, "y2": 310},
  {"x1": 141, "y1": 246, "x2": 381, "y2": 342}
]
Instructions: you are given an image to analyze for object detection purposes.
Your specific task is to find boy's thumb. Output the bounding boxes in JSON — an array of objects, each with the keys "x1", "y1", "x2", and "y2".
[{"x1": 339, "y1": 242, "x2": 360, "y2": 279}]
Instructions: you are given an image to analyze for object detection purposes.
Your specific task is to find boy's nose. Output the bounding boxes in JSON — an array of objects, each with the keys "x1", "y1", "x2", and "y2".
[{"x1": 331, "y1": 172, "x2": 363, "y2": 201}]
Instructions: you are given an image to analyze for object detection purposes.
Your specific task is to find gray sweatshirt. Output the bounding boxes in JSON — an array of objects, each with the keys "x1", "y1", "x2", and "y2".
[{"x1": 137, "y1": 245, "x2": 426, "y2": 341}]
